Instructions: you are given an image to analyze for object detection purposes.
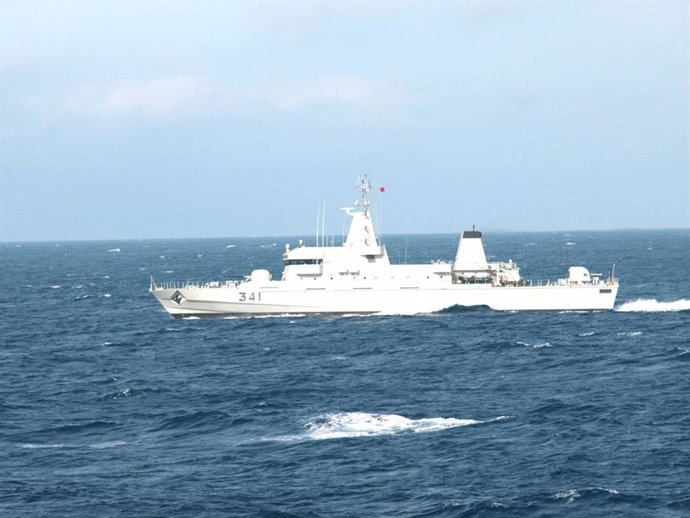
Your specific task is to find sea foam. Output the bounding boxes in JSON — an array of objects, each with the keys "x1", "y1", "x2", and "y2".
[
  {"x1": 20, "y1": 443, "x2": 67, "y2": 449},
  {"x1": 293, "y1": 412, "x2": 509, "y2": 441},
  {"x1": 616, "y1": 299, "x2": 690, "y2": 312}
]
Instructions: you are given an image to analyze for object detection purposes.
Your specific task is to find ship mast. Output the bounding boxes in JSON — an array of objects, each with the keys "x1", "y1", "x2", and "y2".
[{"x1": 357, "y1": 175, "x2": 372, "y2": 216}]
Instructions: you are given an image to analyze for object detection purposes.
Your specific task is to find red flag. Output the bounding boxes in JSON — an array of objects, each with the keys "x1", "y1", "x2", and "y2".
[{"x1": 379, "y1": 187, "x2": 386, "y2": 193}]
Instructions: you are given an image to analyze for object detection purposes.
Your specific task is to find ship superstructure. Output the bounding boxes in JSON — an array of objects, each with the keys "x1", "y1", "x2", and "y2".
[{"x1": 151, "y1": 178, "x2": 618, "y2": 317}]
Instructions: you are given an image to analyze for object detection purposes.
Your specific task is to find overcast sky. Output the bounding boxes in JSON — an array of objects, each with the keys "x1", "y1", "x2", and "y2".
[{"x1": 1, "y1": 0, "x2": 688, "y2": 241}]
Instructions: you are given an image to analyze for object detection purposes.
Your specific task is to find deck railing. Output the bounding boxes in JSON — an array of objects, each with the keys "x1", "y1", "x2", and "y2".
[{"x1": 151, "y1": 280, "x2": 239, "y2": 290}]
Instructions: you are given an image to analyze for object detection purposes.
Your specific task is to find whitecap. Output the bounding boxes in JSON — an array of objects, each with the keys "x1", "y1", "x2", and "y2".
[
  {"x1": 182, "y1": 316, "x2": 200, "y2": 320},
  {"x1": 225, "y1": 245, "x2": 236, "y2": 248},
  {"x1": 102, "y1": 293, "x2": 112, "y2": 298},
  {"x1": 197, "y1": 254, "x2": 204, "y2": 258},
  {"x1": 553, "y1": 489, "x2": 580, "y2": 503},
  {"x1": 617, "y1": 331, "x2": 642, "y2": 337},
  {"x1": 165, "y1": 270, "x2": 174, "y2": 274},
  {"x1": 20, "y1": 443, "x2": 67, "y2": 449},
  {"x1": 578, "y1": 332, "x2": 595, "y2": 337},
  {"x1": 597, "y1": 487, "x2": 620, "y2": 495},
  {"x1": 553, "y1": 487, "x2": 619, "y2": 504},
  {"x1": 108, "y1": 248, "x2": 121, "y2": 253},
  {"x1": 89, "y1": 440, "x2": 126, "y2": 449},
  {"x1": 50, "y1": 285, "x2": 61, "y2": 289},
  {"x1": 565, "y1": 242, "x2": 576, "y2": 246},
  {"x1": 280, "y1": 412, "x2": 509, "y2": 441},
  {"x1": 248, "y1": 313, "x2": 306, "y2": 319},
  {"x1": 102, "y1": 275, "x2": 110, "y2": 279},
  {"x1": 517, "y1": 341, "x2": 553, "y2": 349},
  {"x1": 101, "y1": 342, "x2": 113, "y2": 346},
  {"x1": 616, "y1": 299, "x2": 690, "y2": 312}
]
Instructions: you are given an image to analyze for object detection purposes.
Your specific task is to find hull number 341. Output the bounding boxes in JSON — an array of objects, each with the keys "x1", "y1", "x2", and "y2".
[{"x1": 239, "y1": 292, "x2": 261, "y2": 302}]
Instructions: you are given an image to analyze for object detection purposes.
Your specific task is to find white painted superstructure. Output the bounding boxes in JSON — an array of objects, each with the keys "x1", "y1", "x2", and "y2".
[{"x1": 151, "y1": 178, "x2": 619, "y2": 317}]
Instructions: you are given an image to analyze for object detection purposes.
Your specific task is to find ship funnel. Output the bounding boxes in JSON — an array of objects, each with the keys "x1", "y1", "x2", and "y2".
[{"x1": 453, "y1": 230, "x2": 489, "y2": 272}]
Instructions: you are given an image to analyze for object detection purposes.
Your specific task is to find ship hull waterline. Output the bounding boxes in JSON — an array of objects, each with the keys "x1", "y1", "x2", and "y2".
[{"x1": 151, "y1": 283, "x2": 619, "y2": 318}]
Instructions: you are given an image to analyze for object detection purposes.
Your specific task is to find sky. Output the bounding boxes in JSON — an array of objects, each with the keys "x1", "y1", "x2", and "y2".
[{"x1": 0, "y1": 0, "x2": 688, "y2": 241}]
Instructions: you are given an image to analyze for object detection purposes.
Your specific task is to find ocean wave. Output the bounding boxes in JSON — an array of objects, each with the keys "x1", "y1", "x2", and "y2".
[
  {"x1": 19, "y1": 443, "x2": 67, "y2": 449},
  {"x1": 222, "y1": 313, "x2": 307, "y2": 320},
  {"x1": 89, "y1": 440, "x2": 126, "y2": 449},
  {"x1": 552, "y1": 487, "x2": 620, "y2": 504},
  {"x1": 517, "y1": 341, "x2": 553, "y2": 349},
  {"x1": 676, "y1": 347, "x2": 690, "y2": 358},
  {"x1": 436, "y1": 304, "x2": 492, "y2": 315},
  {"x1": 40, "y1": 420, "x2": 116, "y2": 435},
  {"x1": 280, "y1": 412, "x2": 510, "y2": 441},
  {"x1": 19, "y1": 440, "x2": 127, "y2": 450},
  {"x1": 99, "y1": 388, "x2": 135, "y2": 400},
  {"x1": 151, "y1": 410, "x2": 231, "y2": 432},
  {"x1": 616, "y1": 299, "x2": 690, "y2": 312}
]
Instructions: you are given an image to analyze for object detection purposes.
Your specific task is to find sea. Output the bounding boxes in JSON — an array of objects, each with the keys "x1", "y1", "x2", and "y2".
[{"x1": 1, "y1": 229, "x2": 688, "y2": 517}]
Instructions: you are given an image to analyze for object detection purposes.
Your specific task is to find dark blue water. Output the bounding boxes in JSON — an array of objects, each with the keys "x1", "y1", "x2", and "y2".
[{"x1": 2, "y1": 230, "x2": 689, "y2": 517}]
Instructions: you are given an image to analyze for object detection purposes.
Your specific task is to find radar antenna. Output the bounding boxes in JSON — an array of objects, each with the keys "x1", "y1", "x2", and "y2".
[{"x1": 357, "y1": 175, "x2": 372, "y2": 214}]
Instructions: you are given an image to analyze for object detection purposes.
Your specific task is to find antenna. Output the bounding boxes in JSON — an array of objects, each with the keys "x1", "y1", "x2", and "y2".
[
  {"x1": 321, "y1": 202, "x2": 326, "y2": 247},
  {"x1": 316, "y1": 201, "x2": 321, "y2": 247},
  {"x1": 377, "y1": 184, "x2": 384, "y2": 245},
  {"x1": 360, "y1": 175, "x2": 371, "y2": 214}
]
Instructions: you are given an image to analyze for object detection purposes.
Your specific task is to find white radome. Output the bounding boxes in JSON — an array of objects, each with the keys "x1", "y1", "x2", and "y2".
[{"x1": 151, "y1": 178, "x2": 619, "y2": 317}]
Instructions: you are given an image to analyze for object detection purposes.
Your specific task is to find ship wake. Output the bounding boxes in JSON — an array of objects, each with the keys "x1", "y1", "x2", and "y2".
[
  {"x1": 274, "y1": 412, "x2": 510, "y2": 442},
  {"x1": 616, "y1": 299, "x2": 690, "y2": 312}
]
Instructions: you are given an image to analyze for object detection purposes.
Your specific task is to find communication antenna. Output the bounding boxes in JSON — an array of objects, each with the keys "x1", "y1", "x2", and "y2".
[
  {"x1": 315, "y1": 201, "x2": 321, "y2": 247},
  {"x1": 321, "y1": 202, "x2": 326, "y2": 247}
]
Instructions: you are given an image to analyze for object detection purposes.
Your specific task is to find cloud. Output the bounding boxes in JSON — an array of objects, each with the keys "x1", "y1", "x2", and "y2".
[
  {"x1": 33, "y1": 75, "x2": 413, "y2": 125},
  {"x1": 256, "y1": 76, "x2": 411, "y2": 113},
  {"x1": 59, "y1": 77, "x2": 217, "y2": 116}
]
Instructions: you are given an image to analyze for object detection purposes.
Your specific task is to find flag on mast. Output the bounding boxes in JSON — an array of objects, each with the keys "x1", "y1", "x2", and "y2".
[{"x1": 379, "y1": 187, "x2": 385, "y2": 193}]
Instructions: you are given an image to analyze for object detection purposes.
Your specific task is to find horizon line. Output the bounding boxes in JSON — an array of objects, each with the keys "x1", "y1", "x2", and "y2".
[{"x1": 2, "y1": 226, "x2": 689, "y2": 244}]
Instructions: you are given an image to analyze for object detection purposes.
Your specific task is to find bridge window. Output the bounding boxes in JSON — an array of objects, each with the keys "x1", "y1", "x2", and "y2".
[{"x1": 284, "y1": 259, "x2": 323, "y2": 266}]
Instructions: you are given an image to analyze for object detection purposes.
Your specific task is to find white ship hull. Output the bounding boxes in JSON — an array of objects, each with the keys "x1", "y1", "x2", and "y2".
[
  {"x1": 150, "y1": 178, "x2": 619, "y2": 318},
  {"x1": 151, "y1": 280, "x2": 619, "y2": 317}
]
